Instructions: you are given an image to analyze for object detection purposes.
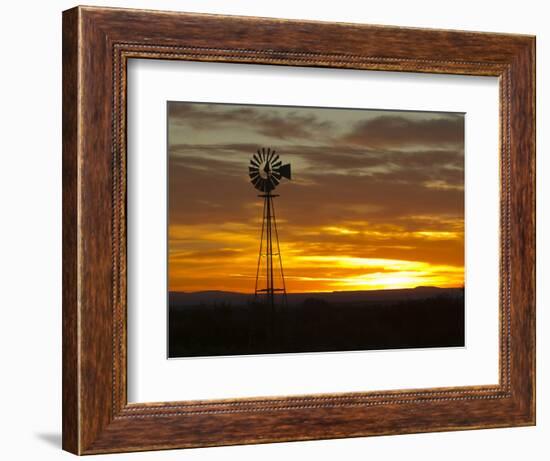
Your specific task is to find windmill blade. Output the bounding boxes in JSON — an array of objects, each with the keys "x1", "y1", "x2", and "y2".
[
  {"x1": 249, "y1": 166, "x2": 259, "y2": 175},
  {"x1": 250, "y1": 158, "x2": 260, "y2": 167},
  {"x1": 271, "y1": 170, "x2": 281, "y2": 179},
  {"x1": 252, "y1": 176, "x2": 263, "y2": 189},
  {"x1": 272, "y1": 154, "x2": 280, "y2": 164},
  {"x1": 269, "y1": 176, "x2": 280, "y2": 188},
  {"x1": 261, "y1": 147, "x2": 266, "y2": 160},
  {"x1": 272, "y1": 160, "x2": 282, "y2": 169},
  {"x1": 252, "y1": 153, "x2": 261, "y2": 165},
  {"x1": 249, "y1": 173, "x2": 260, "y2": 182}
]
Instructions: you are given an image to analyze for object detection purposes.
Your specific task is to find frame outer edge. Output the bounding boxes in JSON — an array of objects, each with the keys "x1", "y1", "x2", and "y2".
[
  {"x1": 62, "y1": 6, "x2": 81, "y2": 455},
  {"x1": 523, "y1": 36, "x2": 536, "y2": 425},
  {"x1": 63, "y1": 6, "x2": 536, "y2": 454},
  {"x1": 531, "y1": 36, "x2": 537, "y2": 425},
  {"x1": 499, "y1": 37, "x2": 536, "y2": 425}
]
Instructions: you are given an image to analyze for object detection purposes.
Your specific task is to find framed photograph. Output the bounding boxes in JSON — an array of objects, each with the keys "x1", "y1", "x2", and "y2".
[
  {"x1": 62, "y1": 6, "x2": 535, "y2": 455},
  {"x1": 166, "y1": 102, "x2": 466, "y2": 360}
]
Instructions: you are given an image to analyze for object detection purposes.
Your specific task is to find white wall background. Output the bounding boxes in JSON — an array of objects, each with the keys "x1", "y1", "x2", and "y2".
[{"x1": 0, "y1": 1, "x2": 545, "y2": 459}]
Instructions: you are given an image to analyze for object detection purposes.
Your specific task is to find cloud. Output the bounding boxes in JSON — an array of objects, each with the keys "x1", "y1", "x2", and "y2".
[
  {"x1": 166, "y1": 103, "x2": 465, "y2": 292},
  {"x1": 342, "y1": 114, "x2": 464, "y2": 149},
  {"x1": 168, "y1": 142, "x2": 463, "y2": 231},
  {"x1": 170, "y1": 142, "x2": 463, "y2": 180},
  {"x1": 168, "y1": 102, "x2": 334, "y2": 141}
]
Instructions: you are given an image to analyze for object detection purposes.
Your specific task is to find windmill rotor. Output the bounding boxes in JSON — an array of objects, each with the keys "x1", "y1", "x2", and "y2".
[{"x1": 249, "y1": 148, "x2": 291, "y2": 193}]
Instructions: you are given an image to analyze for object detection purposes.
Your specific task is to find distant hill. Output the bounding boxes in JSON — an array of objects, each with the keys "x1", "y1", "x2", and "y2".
[{"x1": 169, "y1": 286, "x2": 463, "y2": 307}]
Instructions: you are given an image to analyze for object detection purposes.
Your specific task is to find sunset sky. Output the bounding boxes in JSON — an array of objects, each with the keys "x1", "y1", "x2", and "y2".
[{"x1": 168, "y1": 102, "x2": 464, "y2": 293}]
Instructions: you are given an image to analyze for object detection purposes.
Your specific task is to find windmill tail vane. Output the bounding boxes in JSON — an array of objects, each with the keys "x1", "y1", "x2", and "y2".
[{"x1": 249, "y1": 148, "x2": 291, "y2": 310}]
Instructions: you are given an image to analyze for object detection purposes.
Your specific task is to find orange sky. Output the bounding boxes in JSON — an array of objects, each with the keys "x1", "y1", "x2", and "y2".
[{"x1": 168, "y1": 102, "x2": 464, "y2": 293}]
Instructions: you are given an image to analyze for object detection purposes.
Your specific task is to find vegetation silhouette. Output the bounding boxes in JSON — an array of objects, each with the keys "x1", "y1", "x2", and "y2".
[{"x1": 168, "y1": 287, "x2": 464, "y2": 358}]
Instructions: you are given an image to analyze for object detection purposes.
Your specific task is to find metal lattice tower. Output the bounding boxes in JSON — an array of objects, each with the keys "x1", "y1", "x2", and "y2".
[{"x1": 248, "y1": 148, "x2": 292, "y2": 310}]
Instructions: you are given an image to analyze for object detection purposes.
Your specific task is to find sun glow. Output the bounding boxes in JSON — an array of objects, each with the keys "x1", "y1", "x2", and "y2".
[{"x1": 169, "y1": 222, "x2": 464, "y2": 293}]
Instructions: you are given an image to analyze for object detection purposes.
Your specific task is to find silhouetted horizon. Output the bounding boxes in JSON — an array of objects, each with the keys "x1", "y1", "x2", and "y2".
[
  {"x1": 169, "y1": 286, "x2": 464, "y2": 310},
  {"x1": 170, "y1": 285, "x2": 462, "y2": 295}
]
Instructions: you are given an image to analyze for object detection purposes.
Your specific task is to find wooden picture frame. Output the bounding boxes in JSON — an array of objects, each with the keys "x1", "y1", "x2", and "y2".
[{"x1": 62, "y1": 5, "x2": 535, "y2": 455}]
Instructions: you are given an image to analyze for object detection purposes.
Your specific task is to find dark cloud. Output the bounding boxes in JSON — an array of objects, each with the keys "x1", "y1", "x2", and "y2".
[
  {"x1": 277, "y1": 173, "x2": 463, "y2": 228},
  {"x1": 168, "y1": 102, "x2": 333, "y2": 141},
  {"x1": 171, "y1": 142, "x2": 463, "y2": 179},
  {"x1": 168, "y1": 142, "x2": 464, "y2": 226},
  {"x1": 168, "y1": 157, "x2": 257, "y2": 226},
  {"x1": 342, "y1": 115, "x2": 464, "y2": 149},
  {"x1": 168, "y1": 143, "x2": 464, "y2": 239}
]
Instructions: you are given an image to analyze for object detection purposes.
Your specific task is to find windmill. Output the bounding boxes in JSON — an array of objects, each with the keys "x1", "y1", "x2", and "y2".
[{"x1": 249, "y1": 148, "x2": 292, "y2": 311}]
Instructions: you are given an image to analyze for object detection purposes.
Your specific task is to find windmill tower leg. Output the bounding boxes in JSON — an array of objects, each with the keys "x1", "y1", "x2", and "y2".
[
  {"x1": 255, "y1": 193, "x2": 276, "y2": 315},
  {"x1": 270, "y1": 197, "x2": 288, "y2": 309},
  {"x1": 266, "y1": 192, "x2": 275, "y2": 314},
  {"x1": 254, "y1": 193, "x2": 288, "y2": 304},
  {"x1": 254, "y1": 197, "x2": 267, "y2": 297},
  {"x1": 254, "y1": 193, "x2": 288, "y2": 312}
]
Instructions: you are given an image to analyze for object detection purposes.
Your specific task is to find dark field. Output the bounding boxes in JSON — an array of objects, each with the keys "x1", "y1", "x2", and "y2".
[{"x1": 168, "y1": 286, "x2": 464, "y2": 358}]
